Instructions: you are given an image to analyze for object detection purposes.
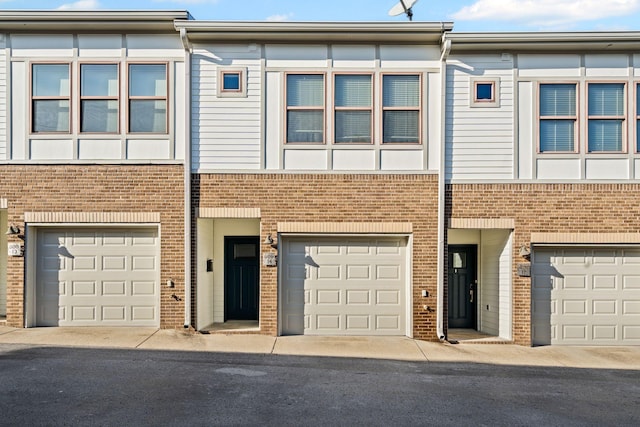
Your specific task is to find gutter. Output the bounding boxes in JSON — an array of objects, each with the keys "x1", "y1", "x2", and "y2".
[
  {"x1": 436, "y1": 36, "x2": 452, "y2": 341},
  {"x1": 180, "y1": 27, "x2": 192, "y2": 329}
]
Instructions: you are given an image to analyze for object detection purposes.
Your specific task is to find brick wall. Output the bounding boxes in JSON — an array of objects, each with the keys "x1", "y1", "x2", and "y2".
[
  {"x1": 447, "y1": 183, "x2": 640, "y2": 345},
  {"x1": 194, "y1": 173, "x2": 440, "y2": 340},
  {"x1": 1, "y1": 165, "x2": 185, "y2": 329}
]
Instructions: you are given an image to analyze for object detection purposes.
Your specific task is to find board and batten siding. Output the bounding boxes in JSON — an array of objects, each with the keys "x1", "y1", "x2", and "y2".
[
  {"x1": 191, "y1": 45, "x2": 262, "y2": 172},
  {"x1": 445, "y1": 55, "x2": 515, "y2": 181},
  {"x1": 518, "y1": 53, "x2": 640, "y2": 181},
  {"x1": 479, "y1": 229, "x2": 512, "y2": 338},
  {"x1": 9, "y1": 33, "x2": 184, "y2": 162}
]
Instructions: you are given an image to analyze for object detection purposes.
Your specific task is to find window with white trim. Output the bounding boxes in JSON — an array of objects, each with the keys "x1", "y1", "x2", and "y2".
[
  {"x1": 217, "y1": 67, "x2": 247, "y2": 98},
  {"x1": 32, "y1": 64, "x2": 70, "y2": 133},
  {"x1": 588, "y1": 82, "x2": 625, "y2": 152},
  {"x1": 334, "y1": 74, "x2": 372, "y2": 143},
  {"x1": 539, "y1": 83, "x2": 577, "y2": 153},
  {"x1": 637, "y1": 83, "x2": 640, "y2": 153},
  {"x1": 286, "y1": 74, "x2": 325, "y2": 143},
  {"x1": 128, "y1": 64, "x2": 167, "y2": 133},
  {"x1": 80, "y1": 64, "x2": 119, "y2": 133},
  {"x1": 382, "y1": 74, "x2": 420, "y2": 144},
  {"x1": 470, "y1": 77, "x2": 500, "y2": 107}
]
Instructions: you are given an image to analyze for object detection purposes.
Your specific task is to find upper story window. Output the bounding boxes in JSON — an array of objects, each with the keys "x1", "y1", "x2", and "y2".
[
  {"x1": 217, "y1": 67, "x2": 248, "y2": 98},
  {"x1": 539, "y1": 83, "x2": 577, "y2": 153},
  {"x1": 475, "y1": 82, "x2": 494, "y2": 101},
  {"x1": 80, "y1": 64, "x2": 119, "y2": 133},
  {"x1": 334, "y1": 74, "x2": 372, "y2": 143},
  {"x1": 31, "y1": 62, "x2": 168, "y2": 135},
  {"x1": 382, "y1": 74, "x2": 420, "y2": 144},
  {"x1": 32, "y1": 64, "x2": 70, "y2": 133},
  {"x1": 128, "y1": 64, "x2": 167, "y2": 133},
  {"x1": 637, "y1": 83, "x2": 640, "y2": 153},
  {"x1": 286, "y1": 74, "x2": 325, "y2": 143},
  {"x1": 588, "y1": 83, "x2": 625, "y2": 152}
]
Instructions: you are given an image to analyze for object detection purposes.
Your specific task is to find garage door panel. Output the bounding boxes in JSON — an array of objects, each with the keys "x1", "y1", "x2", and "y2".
[
  {"x1": 36, "y1": 227, "x2": 159, "y2": 327},
  {"x1": 282, "y1": 237, "x2": 407, "y2": 336},
  {"x1": 624, "y1": 326, "x2": 640, "y2": 340},
  {"x1": 533, "y1": 247, "x2": 640, "y2": 345},
  {"x1": 624, "y1": 276, "x2": 640, "y2": 289}
]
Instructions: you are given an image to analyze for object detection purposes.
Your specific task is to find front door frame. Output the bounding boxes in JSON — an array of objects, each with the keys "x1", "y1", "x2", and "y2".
[
  {"x1": 447, "y1": 244, "x2": 478, "y2": 330},
  {"x1": 224, "y1": 236, "x2": 260, "y2": 321}
]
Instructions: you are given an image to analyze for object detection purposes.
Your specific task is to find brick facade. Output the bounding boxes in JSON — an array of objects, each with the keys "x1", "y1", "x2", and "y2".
[
  {"x1": 1, "y1": 165, "x2": 185, "y2": 329},
  {"x1": 447, "y1": 183, "x2": 640, "y2": 345},
  {"x1": 193, "y1": 173, "x2": 440, "y2": 340}
]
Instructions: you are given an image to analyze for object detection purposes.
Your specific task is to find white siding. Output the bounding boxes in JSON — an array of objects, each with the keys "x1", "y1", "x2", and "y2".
[
  {"x1": 192, "y1": 45, "x2": 262, "y2": 171},
  {"x1": 446, "y1": 55, "x2": 514, "y2": 181},
  {"x1": 0, "y1": 36, "x2": 6, "y2": 159},
  {"x1": 479, "y1": 230, "x2": 511, "y2": 338}
]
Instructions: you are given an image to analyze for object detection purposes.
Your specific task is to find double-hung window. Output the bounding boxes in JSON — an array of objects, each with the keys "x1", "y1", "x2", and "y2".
[
  {"x1": 539, "y1": 83, "x2": 577, "y2": 152},
  {"x1": 80, "y1": 64, "x2": 119, "y2": 133},
  {"x1": 588, "y1": 83, "x2": 625, "y2": 152},
  {"x1": 637, "y1": 83, "x2": 640, "y2": 153},
  {"x1": 382, "y1": 74, "x2": 420, "y2": 143},
  {"x1": 286, "y1": 74, "x2": 325, "y2": 143},
  {"x1": 32, "y1": 64, "x2": 70, "y2": 133},
  {"x1": 128, "y1": 64, "x2": 167, "y2": 133},
  {"x1": 334, "y1": 74, "x2": 372, "y2": 143}
]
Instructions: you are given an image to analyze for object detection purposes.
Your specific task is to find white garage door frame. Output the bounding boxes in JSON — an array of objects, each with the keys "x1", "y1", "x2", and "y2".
[
  {"x1": 277, "y1": 233, "x2": 413, "y2": 337},
  {"x1": 532, "y1": 244, "x2": 640, "y2": 346},
  {"x1": 25, "y1": 223, "x2": 161, "y2": 328}
]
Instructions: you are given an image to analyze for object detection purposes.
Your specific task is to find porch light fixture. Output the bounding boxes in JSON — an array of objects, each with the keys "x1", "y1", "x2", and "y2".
[
  {"x1": 519, "y1": 244, "x2": 531, "y2": 259},
  {"x1": 5, "y1": 224, "x2": 20, "y2": 235},
  {"x1": 264, "y1": 234, "x2": 278, "y2": 249}
]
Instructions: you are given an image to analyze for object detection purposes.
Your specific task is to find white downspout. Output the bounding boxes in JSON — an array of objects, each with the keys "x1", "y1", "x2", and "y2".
[
  {"x1": 437, "y1": 37, "x2": 452, "y2": 341},
  {"x1": 180, "y1": 27, "x2": 193, "y2": 329}
]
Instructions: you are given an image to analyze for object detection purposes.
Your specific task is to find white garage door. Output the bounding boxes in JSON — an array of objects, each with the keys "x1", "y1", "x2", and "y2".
[
  {"x1": 281, "y1": 237, "x2": 408, "y2": 336},
  {"x1": 532, "y1": 247, "x2": 640, "y2": 345},
  {"x1": 36, "y1": 227, "x2": 160, "y2": 327}
]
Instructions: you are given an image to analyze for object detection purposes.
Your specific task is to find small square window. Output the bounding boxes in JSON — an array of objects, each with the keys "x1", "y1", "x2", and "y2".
[
  {"x1": 470, "y1": 77, "x2": 500, "y2": 108},
  {"x1": 222, "y1": 72, "x2": 241, "y2": 92},
  {"x1": 217, "y1": 68, "x2": 247, "y2": 98},
  {"x1": 476, "y1": 83, "x2": 494, "y2": 101}
]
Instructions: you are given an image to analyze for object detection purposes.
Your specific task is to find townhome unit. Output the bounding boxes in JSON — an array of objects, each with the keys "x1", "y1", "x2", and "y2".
[
  {"x1": 0, "y1": 11, "x2": 190, "y2": 329},
  {"x1": 1, "y1": 11, "x2": 638, "y2": 347},
  {"x1": 175, "y1": 21, "x2": 451, "y2": 340},
  {"x1": 444, "y1": 32, "x2": 640, "y2": 345}
]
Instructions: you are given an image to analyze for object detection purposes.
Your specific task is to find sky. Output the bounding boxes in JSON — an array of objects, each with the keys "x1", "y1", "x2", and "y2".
[{"x1": 2, "y1": 0, "x2": 640, "y2": 32}]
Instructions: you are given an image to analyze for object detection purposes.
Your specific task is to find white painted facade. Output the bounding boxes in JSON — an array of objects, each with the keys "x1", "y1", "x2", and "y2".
[
  {"x1": 446, "y1": 50, "x2": 640, "y2": 182},
  {"x1": 7, "y1": 33, "x2": 186, "y2": 163},
  {"x1": 191, "y1": 42, "x2": 442, "y2": 173},
  {"x1": 0, "y1": 35, "x2": 6, "y2": 160}
]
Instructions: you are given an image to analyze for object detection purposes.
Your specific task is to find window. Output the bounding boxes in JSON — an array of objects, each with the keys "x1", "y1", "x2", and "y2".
[
  {"x1": 80, "y1": 64, "x2": 118, "y2": 133},
  {"x1": 539, "y1": 83, "x2": 577, "y2": 152},
  {"x1": 476, "y1": 82, "x2": 493, "y2": 101},
  {"x1": 32, "y1": 64, "x2": 70, "y2": 132},
  {"x1": 217, "y1": 68, "x2": 247, "y2": 98},
  {"x1": 588, "y1": 83, "x2": 625, "y2": 152},
  {"x1": 286, "y1": 74, "x2": 325, "y2": 143},
  {"x1": 637, "y1": 83, "x2": 640, "y2": 153},
  {"x1": 382, "y1": 74, "x2": 420, "y2": 143},
  {"x1": 222, "y1": 72, "x2": 241, "y2": 91},
  {"x1": 334, "y1": 74, "x2": 372, "y2": 143},
  {"x1": 128, "y1": 64, "x2": 167, "y2": 133}
]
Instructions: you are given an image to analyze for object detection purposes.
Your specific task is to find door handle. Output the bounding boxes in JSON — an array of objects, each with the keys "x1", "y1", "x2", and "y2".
[{"x1": 469, "y1": 288, "x2": 474, "y2": 303}]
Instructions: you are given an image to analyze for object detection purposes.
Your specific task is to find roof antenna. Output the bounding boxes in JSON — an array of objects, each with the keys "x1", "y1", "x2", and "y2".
[{"x1": 388, "y1": 0, "x2": 419, "y2": 21}]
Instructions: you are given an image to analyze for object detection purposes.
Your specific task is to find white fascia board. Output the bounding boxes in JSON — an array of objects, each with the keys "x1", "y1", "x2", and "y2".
[
  {"x1": 445, "y1": 31, "x2": 640, "y2": 53},
  {"x1": 175, "y1": 21, "x2": 454, "y2": 44}
]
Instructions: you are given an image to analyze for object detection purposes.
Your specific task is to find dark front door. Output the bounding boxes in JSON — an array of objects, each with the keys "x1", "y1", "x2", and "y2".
[
  {"x1": 224, "y1": 237, "x2": 259, "y2": 321},
  {"x1": 448, "y1": 245, "x2": 477, "y2": 329}
]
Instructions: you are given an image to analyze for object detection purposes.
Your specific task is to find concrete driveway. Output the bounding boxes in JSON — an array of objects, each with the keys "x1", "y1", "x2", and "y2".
[{"x1": 1, "y1": 326, "x2": 638, "y2": 369}]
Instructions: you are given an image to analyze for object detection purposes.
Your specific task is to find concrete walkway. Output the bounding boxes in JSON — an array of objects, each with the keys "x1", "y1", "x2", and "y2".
[{"x1": 1, "y1": 326, "x2": 639, "y2": 369}]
